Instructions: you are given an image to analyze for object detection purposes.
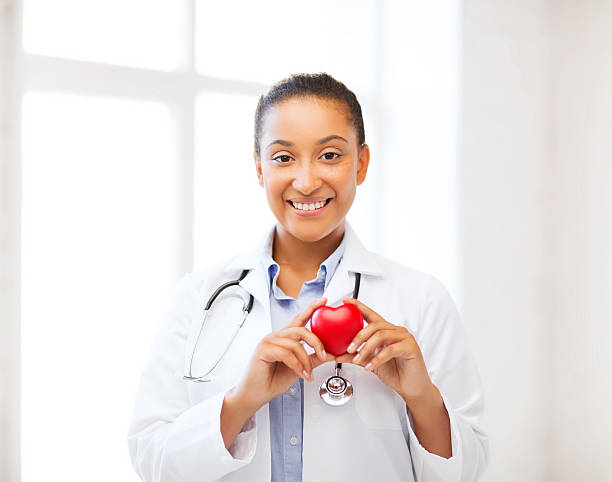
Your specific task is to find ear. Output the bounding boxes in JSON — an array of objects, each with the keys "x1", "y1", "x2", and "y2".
[
  {"x1": 356, "y1": 144, "x2": 370, "y2": 186},
  {"x1": 254, "y1": 152, "x2": 264, "y2": 187}
]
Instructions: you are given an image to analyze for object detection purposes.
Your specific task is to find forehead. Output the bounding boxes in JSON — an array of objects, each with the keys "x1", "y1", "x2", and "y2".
[{"x1": 261, "y1": 97, "x2": 355, "y2": 144}]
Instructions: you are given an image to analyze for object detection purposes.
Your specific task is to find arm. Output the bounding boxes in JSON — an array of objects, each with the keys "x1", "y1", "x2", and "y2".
[
  {"x1": 128, "y1": 278, "x2": 331, "y2": 482},
  {"x1": 127, "y1": 274, "x2": 257, "y2": 482},
  {"x1": 220, "y1": 386, "x2": 261, "y2": 450},
  {"x1": 404, "y1": 383, "x2": 452, "y2": 459},
  {"x1": 405, "y1": 275, "x2": 490, "y2": 482}
]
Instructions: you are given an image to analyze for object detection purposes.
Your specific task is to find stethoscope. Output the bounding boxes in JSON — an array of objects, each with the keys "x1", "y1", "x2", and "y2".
[{"x1": 184, "y1": 268, "x2": 361, "y2": 407}]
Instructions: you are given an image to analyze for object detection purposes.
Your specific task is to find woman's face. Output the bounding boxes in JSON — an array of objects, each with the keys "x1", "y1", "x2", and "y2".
[{"x1": 254, "y1": 96, "x2": 370, "y2": 243}]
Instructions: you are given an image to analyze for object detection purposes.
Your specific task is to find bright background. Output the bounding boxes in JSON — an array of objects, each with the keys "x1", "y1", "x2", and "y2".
[{"x1": 1, "y1": 1, "x2": 611, "y2": 481}]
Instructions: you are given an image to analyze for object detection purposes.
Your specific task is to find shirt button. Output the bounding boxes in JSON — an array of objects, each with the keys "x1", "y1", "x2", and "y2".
[
  {"x1": 289, "y1": 386, "x2": 297, "y2": 395},
  {"x1": 289, "y1": 436, "x2": 298, "y2": 446}
]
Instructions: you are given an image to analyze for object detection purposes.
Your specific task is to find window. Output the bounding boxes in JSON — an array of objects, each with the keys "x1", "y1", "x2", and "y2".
[{"x1": 18, "y1": 1, "x2": 460, "y2": 480}]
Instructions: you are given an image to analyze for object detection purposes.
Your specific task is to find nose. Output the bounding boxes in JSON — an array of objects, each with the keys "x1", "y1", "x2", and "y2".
[{"x1": 292, "y1": 162, "x2": 322, "y2": 195}]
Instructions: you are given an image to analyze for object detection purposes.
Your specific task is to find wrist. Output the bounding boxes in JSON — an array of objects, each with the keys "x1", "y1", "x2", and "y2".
[
  {"x1": 226, "y1": 385, "x2": 264, "y2": 414},
  {"x1": 403, "y1": 382, "x2": 441, "y2": 414},
  {"x1": 221, "y1": 386, "x2": 261, "y2": 451},
  {"x1": 403, "y1": 383, "x2": 452, "y2": 459}
]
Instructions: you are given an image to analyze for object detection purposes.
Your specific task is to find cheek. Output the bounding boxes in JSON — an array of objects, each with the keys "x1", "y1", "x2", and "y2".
[
  {"x1": 329, "y1": 166, "x2": 357, "y2": 197},
  {"x1": 263, "y1": 175, "x2": 285, "y2": 200}
]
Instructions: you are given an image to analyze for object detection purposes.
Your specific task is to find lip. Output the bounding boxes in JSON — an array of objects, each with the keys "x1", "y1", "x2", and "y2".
[
  {"x1": 288, "y1": 197, "x2": 330, "y2": 203},
  {"x1": 287, "y1": 198, "x2": 332, "y2": 217}
]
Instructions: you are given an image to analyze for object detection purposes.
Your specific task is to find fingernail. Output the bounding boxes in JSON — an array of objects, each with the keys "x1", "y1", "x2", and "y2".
[
  {"x1": 347, "y1": 342, "x2": 356, "y2": 353},
  {"x1": 303, "y1": 370, "x2": 309, "y2": 379},
  {"x1": 353, "y1": 353, "x2": 360, "y2": 362},
  {"x1": 365, "y1": 362, "x2": 372, "y2": 371},
  {"x1": 321, "y1": 349, "x2": 327, "y2": 358}
]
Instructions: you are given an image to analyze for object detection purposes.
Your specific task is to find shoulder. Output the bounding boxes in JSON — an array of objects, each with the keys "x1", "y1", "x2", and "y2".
[
  {"x1": 370, "y1": 251, "x2": 449, "y2": 300},
  {"x1": 368, "y1": 253, "x2": 469, "y2": 366},
  {"x1": 185, "y1": 253, "x2": 242, "y2": 296},
  {"x1": 365, "y1": 250, "x2": 460, "y2": 330}
]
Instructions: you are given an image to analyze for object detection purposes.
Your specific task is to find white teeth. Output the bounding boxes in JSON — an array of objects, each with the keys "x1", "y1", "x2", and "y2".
[{"x1": 291, "y1": 200, "x2": 327, "y2": 211}]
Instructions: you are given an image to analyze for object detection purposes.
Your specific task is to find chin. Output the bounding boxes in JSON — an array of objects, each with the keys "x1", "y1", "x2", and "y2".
[{"x1": 286, "y1": 221, "x2": 341, "y2": 243}]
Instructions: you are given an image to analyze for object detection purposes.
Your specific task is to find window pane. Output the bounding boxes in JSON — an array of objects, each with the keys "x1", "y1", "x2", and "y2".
[
  {"x1": 195, "y1": 0, "x2": 378, "y2": 94},
  {"x1": 193, "y1": 91, "x2": 274, "y2": 269},
  {"x1": 23, "y1": 0, "x2": 186, "y2": 71},
  {"x1": 21, "y1": 93, "x2": 177, "y2": 481}
]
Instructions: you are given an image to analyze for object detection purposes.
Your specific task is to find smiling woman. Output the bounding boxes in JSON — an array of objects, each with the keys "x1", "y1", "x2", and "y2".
[
  {"x1": 253, "y1": 76, "x2": 370, "y2": 255},
  {"x1": 127, "y1": 73, "x2": 489, "y2": 482}
]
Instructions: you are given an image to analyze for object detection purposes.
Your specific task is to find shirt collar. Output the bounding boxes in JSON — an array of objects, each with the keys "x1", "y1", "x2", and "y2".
[
  {"x1": 261, "y1": 226, "x2": 347, "y2": 296},
  {"x1": 223, "y1": 219, "x2": 383, "y2": 278}
]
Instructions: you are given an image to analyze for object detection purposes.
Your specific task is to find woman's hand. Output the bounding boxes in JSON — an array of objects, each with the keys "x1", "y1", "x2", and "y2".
[
  {"x1": 334, "y1": 296, "x2": 434, "y2": 403},
  {"x1": 234, "y1": 297, "x2": 336, "y2": 411}
]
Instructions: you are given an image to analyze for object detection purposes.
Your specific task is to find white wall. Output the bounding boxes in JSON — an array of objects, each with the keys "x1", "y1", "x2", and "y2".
[
  {"x1": 547, "y1": 1, "x2": 612, "y2": 479},
  {"x1": 3, "y1": 1, "x2": 611, "y2": 480},
  {"x1": 461, "y1": 0, "x2": 552, "y2": 479},
  {"x1": 0, "y1": 0, "x2": 22, "y2": 481},
  {"x1": 462, "y1": 0, "x2": 612, "y2": 480},
  {"x1": 379, "y1": 0, "x2": 462, "y2": 306}
]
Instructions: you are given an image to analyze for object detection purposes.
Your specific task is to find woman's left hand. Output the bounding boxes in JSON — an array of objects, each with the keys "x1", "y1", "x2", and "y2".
[{"x1": 334, "y1": 296, "x2": 434, "y2": 403}]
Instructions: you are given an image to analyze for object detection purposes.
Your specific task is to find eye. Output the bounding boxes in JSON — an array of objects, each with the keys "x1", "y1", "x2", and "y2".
[
  {"x1": 272, "y1": 154, "x2": 293, "y2": 164},
  {"x1": 321, "y1": 152, "x2": 341, "y2": 161}
]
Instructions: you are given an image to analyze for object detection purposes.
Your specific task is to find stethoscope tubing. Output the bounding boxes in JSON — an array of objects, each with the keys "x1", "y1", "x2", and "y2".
[
  {"x1": 183, "y1": 269, "x2": 253, "y2": 382},
  {"x1": 335, "y1": 271, "x2": 361, "y2": 374},
  {"x1": 184, "y1": 268, "x2": 362, "y2": 404}
]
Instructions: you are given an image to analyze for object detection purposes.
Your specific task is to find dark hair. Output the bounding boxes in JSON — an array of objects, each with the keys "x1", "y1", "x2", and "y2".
[{"x1": 253, "y1": 72, "x2": 366, "y2": 157}]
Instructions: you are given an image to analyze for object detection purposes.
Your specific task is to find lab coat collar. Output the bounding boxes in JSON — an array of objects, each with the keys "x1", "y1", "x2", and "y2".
[{"x1": 223, "y1": 220, "x2": 384, "y2": 319}]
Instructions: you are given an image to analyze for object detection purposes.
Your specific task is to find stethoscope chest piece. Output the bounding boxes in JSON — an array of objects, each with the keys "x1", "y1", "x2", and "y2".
[{"x1": 320, "y1": 363, "x2": 353, "y2": 406}]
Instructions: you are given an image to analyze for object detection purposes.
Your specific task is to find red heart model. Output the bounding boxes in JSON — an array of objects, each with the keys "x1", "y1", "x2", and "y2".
[{"x1": 310, "y1": 303, "x2": 364, "y2": 356}]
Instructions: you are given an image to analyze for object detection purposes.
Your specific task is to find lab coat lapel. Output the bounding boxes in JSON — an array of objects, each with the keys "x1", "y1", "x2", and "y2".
[
  {"x1": 223, "y1": 224, "x2": 275, "y2": 324},
  {"x1": 323, "y1": 220, "x2": 384, "y2": 306},
  {"x1": 321, "y1": 265, "x2": 351, "y2": 307},
  {"x1": 222, "y1": 220, "x2": 385, "y2": 320},
  {"x1": 303, "y1": 221, "x2": 384, "y2": 480},
  {"x1": 222, "y1": 221, "x2": 385, "y2": 480}
]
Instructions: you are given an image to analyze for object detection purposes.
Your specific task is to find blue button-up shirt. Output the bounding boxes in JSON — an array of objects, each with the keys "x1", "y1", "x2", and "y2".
[{"x1": 262, "y1": 230, "x2": 347, "y2": 482}]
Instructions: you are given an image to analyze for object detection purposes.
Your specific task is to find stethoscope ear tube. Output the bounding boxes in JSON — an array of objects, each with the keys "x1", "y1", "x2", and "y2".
[
  {"x1": 204, "y1": 269, "x2": 252, "y2": 311},
  {"x1": 184, "y1": 269, "x2": 254, "y2": 382}
]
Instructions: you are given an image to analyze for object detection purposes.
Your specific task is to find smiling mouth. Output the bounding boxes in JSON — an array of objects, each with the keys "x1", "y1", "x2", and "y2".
[{"x1": 286, "y1": 198, "x2": 333, "y2": 211}]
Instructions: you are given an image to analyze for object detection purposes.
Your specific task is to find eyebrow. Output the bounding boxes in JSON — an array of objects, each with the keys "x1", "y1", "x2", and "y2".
[{"x1": 265, "y1": 135, "x2": 349, "y2": 149}]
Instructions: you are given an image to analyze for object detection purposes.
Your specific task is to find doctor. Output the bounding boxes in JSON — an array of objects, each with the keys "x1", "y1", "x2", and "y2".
[{"x1": 127, "y1": 73, "x2": 489, "y2": 482}]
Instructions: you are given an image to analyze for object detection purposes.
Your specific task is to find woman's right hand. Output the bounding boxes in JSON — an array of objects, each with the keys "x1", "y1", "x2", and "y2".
[{"x1": 233, "y1": 297, "x2": 336, "y2": 411}]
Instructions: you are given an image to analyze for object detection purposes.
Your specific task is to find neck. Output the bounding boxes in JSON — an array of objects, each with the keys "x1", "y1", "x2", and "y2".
[{"x1": 272, "y1": 222, "x2": 346, "y2": 270}]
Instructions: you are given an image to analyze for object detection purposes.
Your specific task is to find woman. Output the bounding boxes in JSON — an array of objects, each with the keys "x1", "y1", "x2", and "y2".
[{"x1": 128, "y1": 73, "x2": 489, "y2": 482}]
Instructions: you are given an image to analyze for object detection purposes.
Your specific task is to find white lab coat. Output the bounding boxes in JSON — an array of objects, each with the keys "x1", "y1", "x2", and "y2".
[{"x1": 127, "y1": 221, "x2": 489, "y2": 482}]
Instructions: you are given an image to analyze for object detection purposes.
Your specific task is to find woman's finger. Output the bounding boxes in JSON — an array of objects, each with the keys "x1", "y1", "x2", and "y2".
[
  {"x1": 283, "y1": 326, "x2": 327, "y2": 361},
  {"x1": 286, "y1": 297, "x2": 328, "y2": 328},
  {"x1": 310, "y1": 351, "x2": 336, "y2": 370},
  {"x1": 261, "y1": 343, "x2": 305, "y2": 380},
  {"x1": 364, "y1": 342, "x2": 415, "y2": 371},
  {"x1": 333, "y1": 353, "x2": 355, "y2": 364},
  {"x1": 352, "y1": 329, "x2": 404, "y2": 367},
  {"x1": 345, "y1": 321, "x2": 382, "y2": 354},
  {"x1": 267, "y1": 335, "x2": 313, "y2": 379},
  {"x1": 342, "y1": 296, "x2": 387, "y2": 326}
]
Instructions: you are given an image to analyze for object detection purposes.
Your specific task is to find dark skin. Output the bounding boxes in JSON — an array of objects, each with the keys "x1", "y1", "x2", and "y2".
[
  {"x1": 221, "y1": 96, "x2": 451, "y2": 459},
  {"x1": 256, "y1": 96, "x2": 364, "y2": 298},
  {"x1": 273, "y1": 224, "x2": 345, "y2": 298}
]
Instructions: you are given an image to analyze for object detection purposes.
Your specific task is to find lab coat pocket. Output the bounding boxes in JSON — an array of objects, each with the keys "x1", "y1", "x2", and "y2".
[{"x1": 352, "y1": 365, "x2": 405, "y2": 431}]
